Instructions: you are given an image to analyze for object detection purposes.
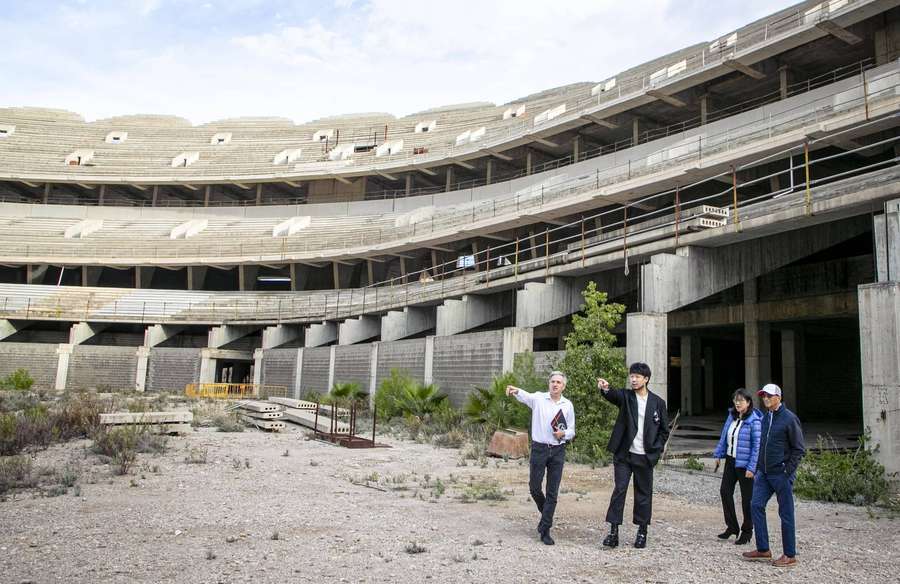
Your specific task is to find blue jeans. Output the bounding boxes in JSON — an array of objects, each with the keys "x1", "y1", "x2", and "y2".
[{"x1": 751, "y1": 470, "x2": 797, "y2": 557}]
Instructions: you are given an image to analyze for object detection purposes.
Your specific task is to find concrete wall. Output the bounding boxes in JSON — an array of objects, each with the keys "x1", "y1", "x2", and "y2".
[
  {"x1": 529, "y1": 350, "x2": 565, "y2": 376},
  {"x1": 67, "y1": 346, "x2": 137, "y2": 391},
  {"x1": 147, "y1": 348, "x2": 201, "y2": 392},
  {"x1": 260, "y1": 348, "x2": 297, "y2": 389},
  {"x1": 432, "y1": 330, "x2": 504, "y2": 406},
  {"x1": 301, "y1": 346, "x2": 331, "y2": 396},
  {"x1": 0, "y1": 342, "x2": 58, "y2": 389},
  {"x1": 375, "y1": 339, "x2": 427, "y2": 388},
  {"x1": 333, "y1": 344, "x2": 370, "y2": 389}
]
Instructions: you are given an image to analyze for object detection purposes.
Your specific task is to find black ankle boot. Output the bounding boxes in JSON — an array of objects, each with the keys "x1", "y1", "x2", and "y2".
[
  {"x1": 602, "y1": 524, "x2": 619, "y2": 548},
  {"x1": 718, "y1": 528, "x2": 738, "y2": 540},
  {"x1": 634, "y1": 525, "x2": 648, "y2": 549},
  {"x1": 735, "y1": 530, "x2": 753, "y2": 545}
]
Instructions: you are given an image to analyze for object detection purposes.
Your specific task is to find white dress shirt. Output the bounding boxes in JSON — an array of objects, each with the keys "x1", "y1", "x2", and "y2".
[
  {"x1": 514, "y1": 390, "x2": 576, "y2": 445},
  {"x1": 629, "y1": 393, "x2": 648, "y2": 455}
]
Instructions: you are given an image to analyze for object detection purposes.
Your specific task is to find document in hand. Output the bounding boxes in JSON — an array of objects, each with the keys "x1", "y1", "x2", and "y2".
[{"x1": 551, "y1": 409, "x2": 567, "y2": 432}]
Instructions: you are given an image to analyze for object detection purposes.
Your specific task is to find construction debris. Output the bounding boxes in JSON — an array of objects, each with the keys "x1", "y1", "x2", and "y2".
[
  {"x1": 235, "y1": 400, "x2": 284, "y2": 431},
  {"x1": 99, "y1": 411, "x2": 193, "y2": 435}
]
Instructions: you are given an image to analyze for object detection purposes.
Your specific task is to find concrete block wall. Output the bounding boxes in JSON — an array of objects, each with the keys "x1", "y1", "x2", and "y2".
[
  {"x1": 333, "y1": 345, "x2": 371, "y2": 389},
  {"x1": 147, "y1": 348, "x2": 201, "y2": 392},
  {"x1": 67, "y1": 346, "x2": 137, "y2": 391},
  {"x1": 432, "y1": 330, "x2": 504, "y2": 407},
  {"x1": 301, "y1": 346, "x2": 331, "y2": 396},
  {"x1": 0, "y1": 342, "x2": 58, "y2": 389},
  {"x1": 260, "y1": 348, "x2": 297, "y2": 389},
  {"x1": 375, "y1": 339, "x2": 427, "y2": 388},
  {"x1": 529, "y1": 350, "x2": 566, "y2": 376}
]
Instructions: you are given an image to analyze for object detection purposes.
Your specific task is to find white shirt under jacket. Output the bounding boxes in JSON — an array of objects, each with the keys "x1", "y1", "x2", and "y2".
[{"x1": 513, "y1": 390, "x2": 576, "y2": 445}]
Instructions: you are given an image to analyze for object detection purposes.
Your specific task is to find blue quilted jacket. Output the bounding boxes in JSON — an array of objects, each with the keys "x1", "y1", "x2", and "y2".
[{"x1": 713, "y1": 408, "x2": 762, "y2": 471}]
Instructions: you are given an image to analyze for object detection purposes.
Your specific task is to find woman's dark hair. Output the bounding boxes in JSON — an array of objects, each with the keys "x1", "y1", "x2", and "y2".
[{"x1": 731, "y1": 387, "x2": 755, "y2": 418}]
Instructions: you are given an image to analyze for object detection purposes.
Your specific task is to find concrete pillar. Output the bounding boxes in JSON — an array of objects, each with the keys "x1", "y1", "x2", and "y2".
[
  {"x1": 874, "y1": 199, "x2": 900, "y2": 282},
  {"x1": 332, "y1": 262, "x2": 340, "y2": 289},
  {"x1": 572, "y1": 135, "x2": 581, "y2": 162},
  {"x1": 700, "y1": 95, "x2": 708, "y2": 125},
  {"x1": 400, "y1": 257, "x2": 407, "y2": 284},
  {"x1": 632, "y1": 118, "x2": 639, "y2": 145},
  {"x1": 203, "y1": 185, "x2": 211, "y2": 207},
  {"x1": 327, "y1": 345, "x2": 336, "y2": 392},
  {"x1": 293, "y1": 348, "x2": 304, "y2": 399},
  {"x1": 55, "y1": 344, "x2": 73, "y2": 391},
  {"x1": 781, "y1": 329, "x2": 799, "y2": 412},
  {"x1": 405, "y1": 174, "x2": 413, "y2": 196},
  {"x1": 528, "y1": 230, "x2": 539, "y2": 260},
  {"x1": 874, "y1": 19, "x2": 900, "y2": 65},
  {"x1": 290, "y1": 263, "x2": 299, "y2": 292},
  {"x1": 0, "y1": 319, "x2": 27, "y2": 341},
  {"x1": 367, "y1": 260, "x2": 375, "y2": 286},
  {"x1": 744, "y1": 279, "x2": 771, "y2": 392},
  {"x1": 82, "y1": 266, "x2": 102, "y2": 287},
  {"x1": 151, "y1": 185, "x2": 159, "y2": 207},
  {"x1": 207, "y1": 324, "x2": 259, "y2": 349},
  {"x1": 255, "y1": 183, "x2": 263, "y2": 205},
  {"x1": 680, "y1": 335, "x2": 701, "y2": 416},
  {"x1": 305, "y1": 321, "x2": 337, "y2": 348},
  {"x1": 253, "y1": 348, "x2": 264, "y2": 386},
  {"x1": 485, "y1": 159, "x2": 493, "y2": 185},
  {"x1": 858, "y1": 282, "x2": 900, "y2": 477},
  {"x1": 445, "y1": 167, "x2": 454, "y2": 192},
  {"x1": 703, "y1": 345, "x2": 715, "y2": 411},
  {"x1": 525, "y1": 149, "x2": 533, "y2": 176},
  {"x1": 143, "y1": 324, "x2": 184, "y2": 347},
  {"x1": 501, "y1": 327, "x2": 533, "y2": 373},
  {"x1": 626, "y1": 312, "x2": 668, "y2": 403},
  {"x1": 26, "y1": 264, "x2": 47, "y2": 284},
  {"x1": 135, "y1": 266, "x2": 155, "y2": 289},
  {"x1": 238, "y1": 265, "x2": 258, "y2": 292},
  {"x1": 436, "y1": 294, "x2": 512, "y2": 337},
  {"x1": 515, "y1": 276, "x2": 585, "y2": 328},
  {"x1": 779, "y1": 66, "x2": 789, "y2": 99},
  {"x1": 262, "y1": 324, "x2": 303, "y2": 349},
  {"x1": 97, "y1": 184, "x2": 106, "y2": 206},
  {"x1": 188, "y1": 266, "x2": 207, "y2": 290},
  {"x1": 135, "y1": 346, "x2": 150, "y2": 392},
  {"x1": 423, "y1": 335, "x2": 435, "y2": 385},
  {"x1": 381, "y1": 307, "x2": 436, "y2": 341},
  {"x1": 43, "y1": 183, "x2": 51, "y2": 204},
  {"x1": 199, "y1": 349, "x2": 215, "y2": 383},
  {"x1": 369, "y1": 343, "x2": 379, "y2": 397},
  {"x1": 338, "y1": 315, "x2": 380, "y2": 345},
  {"x1": 69, "y1": 322, "x2": 106, "y2": 345}
]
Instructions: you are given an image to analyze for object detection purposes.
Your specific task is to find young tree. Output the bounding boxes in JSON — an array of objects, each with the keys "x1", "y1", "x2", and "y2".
[{"x1": 557, "y1": 281, "x2": 627, "y2": 462}]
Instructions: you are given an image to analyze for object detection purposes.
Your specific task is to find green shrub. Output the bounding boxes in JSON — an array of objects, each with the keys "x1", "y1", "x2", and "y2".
[
  {"x1": 213, "y1": 412, "x2": 244, "y2": 433},
  {"x1": 373, "y1": 369, "x2": 417, "y2": 421},
  {"x1": 0, "y1": 369, "x2": 34, "y2": 391},
  {"x1": 91, "y1": 426, "x2": 143, "y2": 475},
  {"x1": 795, "y1": 434, "x2": 890, "y2": 506},
  {"x1": 683, "y1": 455, "x2": 705, "y2": 471},
  {"x1": 463, "y1": 372, "x2": 531, "y2": 432},
  {"x1": 394, "y1": 383, "x2": 447, "y2": 419},
  {"x1": 330, "y1": 382, "x2": 368, "y2": 409},
  {"x1": 0, "y1": 455, "x2": 36, "y2": 495}
]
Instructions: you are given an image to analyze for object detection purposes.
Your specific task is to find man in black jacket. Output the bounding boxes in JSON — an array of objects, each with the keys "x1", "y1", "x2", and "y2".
[
  {"x1": 742, "y1": 383, "x2": 805, "y2": 568},
  {"x1": 597, "y1": 362, "x2": 670, "y2": 549}
]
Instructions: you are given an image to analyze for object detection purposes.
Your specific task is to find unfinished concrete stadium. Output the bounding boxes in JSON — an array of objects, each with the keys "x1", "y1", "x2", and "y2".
[{"x1": 1, "y1": 0, "x2": 899, "y2": 474}]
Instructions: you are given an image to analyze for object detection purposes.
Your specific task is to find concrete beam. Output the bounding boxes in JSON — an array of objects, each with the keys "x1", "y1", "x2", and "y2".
[
  {"x1": 305, "y1": 321, "x2": 337, "y2": 348},
  {"x1": 646, "y1": 89, "x2": 687, "y2": 108},
  {"x1": 0, "y1": 319, "x2": 28, "y2": 341},
  {"x1": 816, "y1": 20, "x2": 863, "y2": 45},
  {"x1": 858, "y1": 282, "x2": 900, "y2": 478},
  {"x1": 381, "y1": 307, "x2": 436, "y2": 341},
  {"x1": 515, "y1": 276, "x2": 586, "y2": 328},
  {"x1": 135, "y1": 346, "x2": 150, "y2": 392},
  {"x1": 143, "y1": 324, "x2": 184, "y2": 348},
  {"x1": 262, "y1": 324, "x2": 303, "y2": 349},
  {"x1": 55, "y1": 344, "x2": 73, "y2": 391},
  {"x1": 626, "y1": 312, "x2": 668, "y2": 404},
  {"x1": 338, "y1": 315, "x2": 380, "y2": 345},
  {"x1": 723, "y1": 59, "x2": 765, "y2": 80},
  {"x1": 436, "y1": 294, "x2": 511, "y2": 337},
  {"x1": 69, "y1": 322, "x2": 107, "y2": 345},
  {"x1": 580, "y1": 114, "x2": 618, "y2": 129},
  {"x1": 207, "y1": 324, "x2": 260, "y2": 349}
]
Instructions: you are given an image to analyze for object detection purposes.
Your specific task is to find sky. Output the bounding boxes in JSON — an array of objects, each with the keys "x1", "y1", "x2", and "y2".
[{"x1": 1, "y1": 0, "x2": 793, "y2": 125}]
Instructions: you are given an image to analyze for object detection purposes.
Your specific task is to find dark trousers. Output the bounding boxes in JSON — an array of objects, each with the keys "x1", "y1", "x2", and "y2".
[
  {"x1": 529, "y1": 442, "x2": 566, "y2": 533},
  {"x1": 720, "y1": 455, "x2": 754, "y2": 534},
  {"x1": 606, "y1": 452, "x2": 653, "y2": 526},
  {"x1": 751, "y1": 471, "x2": 797, "y2": 557}
]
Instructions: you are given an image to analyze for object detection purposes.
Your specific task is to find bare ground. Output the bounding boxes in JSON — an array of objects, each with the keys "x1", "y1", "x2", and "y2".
[{"x1": 1, "y1": 426, "x2": 897, "y2": 584}]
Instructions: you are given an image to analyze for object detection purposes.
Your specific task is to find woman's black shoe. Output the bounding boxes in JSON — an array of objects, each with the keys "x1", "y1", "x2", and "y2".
[
  {"x1": 718, "y1": 528, "x2": 738, "y2": 540},
  {"x1": 735, "y1": 531, "x2": 753, "y2": 545}
]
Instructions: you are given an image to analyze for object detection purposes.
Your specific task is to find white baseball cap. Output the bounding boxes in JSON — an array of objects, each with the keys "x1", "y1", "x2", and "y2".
[{"x1": 757, "y1": 383, "x2": 782, "y2": 397}]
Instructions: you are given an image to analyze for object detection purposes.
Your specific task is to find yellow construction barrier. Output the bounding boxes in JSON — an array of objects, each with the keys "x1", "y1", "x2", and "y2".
[{"x1": 185, "y1": 383, "x2": 288, "y2": 400}]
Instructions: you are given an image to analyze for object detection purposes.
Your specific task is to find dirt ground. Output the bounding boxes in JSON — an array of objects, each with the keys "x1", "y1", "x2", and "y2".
[{"x1": 1, "y1": 425, "x2": 897, "y2": 584}]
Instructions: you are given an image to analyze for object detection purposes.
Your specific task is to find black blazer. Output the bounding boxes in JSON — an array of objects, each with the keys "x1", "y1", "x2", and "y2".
[{"x1": 601, "y1": 387, "x2": 670, "y2": 466}]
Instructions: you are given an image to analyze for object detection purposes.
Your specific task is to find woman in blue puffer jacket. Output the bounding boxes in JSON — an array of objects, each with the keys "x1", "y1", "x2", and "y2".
[{"x1": 712, "y1": 387, "x2": 762, "y2": 545}]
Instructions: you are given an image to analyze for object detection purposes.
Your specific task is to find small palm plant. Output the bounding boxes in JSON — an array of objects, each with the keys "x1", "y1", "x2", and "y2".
[
  {"x1": 464, "y1": 372, "x2": 530, "y2": 432},
  {"x1": 394, "y1": 383, "x2": 447, "y2": 419},
  {"x1": 330, "y1": 381, "x2": 369, "y2": 410}
]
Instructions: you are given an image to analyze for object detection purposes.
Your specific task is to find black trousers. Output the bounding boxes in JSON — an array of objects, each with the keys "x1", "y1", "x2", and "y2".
[
  {"x1": 606, "y1": 452, "x2": 654, "y2": 526},
  {"x1": 529, "y1": 442, "x2": 566, "y2": 533},
  {"x1": 721, "y1": 455, "x2": 754, "y2": 533}
]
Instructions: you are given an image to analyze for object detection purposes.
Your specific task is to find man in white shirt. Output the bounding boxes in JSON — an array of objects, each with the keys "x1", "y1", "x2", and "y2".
[{"x1": 506, "y1": 371, "x2": 576, "y2": 545}]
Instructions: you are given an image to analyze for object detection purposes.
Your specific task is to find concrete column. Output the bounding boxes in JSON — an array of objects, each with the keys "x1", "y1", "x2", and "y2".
[
  {"x1": 874, "y1": 199, "x2": 900, "y2": 282},
  {"x1": 305, "y1": 321, "x2": 337, "y2": 348},
  {"x1": 69, "y1": 322, "x2": 106, "y2": 345},
  {"x1": 188, "y1": 266, "x2": 207, "y2": 290},
  {"x1": 485, "y1": 159, "x2": 493, "y2": 185},
  {"x1": 626, "y1": 312, "x2": 668, "y2": 403},
  {"x1": 874, "y1": 19, "x2": 900, "y2": 65},
  {"x1": 255, "y1": 183, "x2": 263, "y2": 205},
  {"x1": 367, "y1": 260, "x2": 375, "y2": 286},
  {"x1": 238, "y1": 265, "x2": 258, "y2": 292},
  {"x1": 262, "y1": 324, "x2": 303, "y2": 349},
  {"x1": 293, "y1": 348, "x2": 304, "y2": 399},
  {"x1": 501, "y1": 327, "x2": 533, "y2": 373},
  {"x1": 400, "y1": 257, "x2": 407, "y2": 284},
  {"x1": 445, "y1": 167, "x2": 454, "y2": 192},
  {"x1": 290, "y1": 263, "x2": 299, "y2": 292},
  {"x1": 338, "y1": 315, "x2": 380, "y2": 345},
  {"x1": 423, "y1": 335, "x2": 435, "y2": 385},
  {"x1": 327, "y1": 345, "x2": 336, "y2": 392},
  {"x1": 632, "y1": 118, "x2": 640, "y2": 145},
  {"x1": 744, "y1": 279, "x2": 771, "y2": 392},
  {"x1": 26, "y1": 264, "x2": 47, "y2": 284},
  {"x1": 369, "y1": 343, "x2": 379, "y2": 397},
  {"x1": 436, "y1": 294, "x2": 512, "y2": 337},
  {"x1": 572, "y1": 135, "x2": 581, "y2": 162},
  {"x1": 332, "y1": 262, "x2": 340, "y2": 289},
  {"x1": 858, "y1": 282, "x2": 900, "y2": 477},
  {"x1": 381, "y1": 307, "x2": 436, "y2": 341},
  {"x1": 703, "y1": 345, "x2": 715, "y2": 411},
  {"x1": 525, "y1": 149, "x2": 533, "y2": 176},
  {"x1": 700, "y1": 95, "x2": 708, "y2": 125},
  {"x1": 680, "y1": 335, "x2": 701, "y2": 416},
  {"x1": 82, "y1": 266, "x2": 102, "y2": 287},
  {"x1": 135, "y1": 346, "x2": 150, "y2": 392},
  {"x1": 43, "y1": 183, "x2": 51, "y2": 204},
  {"x1": 151, "y1": 185, "x2": 159, "y2": 207},
  {"x1": 203, "y1": 185, "x2": 211, "y2": 207},
  {"x1": 199, "y1": 349, "x2": 215, "y2": 383},
  {"x1": 253, "y1": 348, "x2": 264, "y2": 386},
  {"x1": 135, "y1": 266, "x2": 155, "y2": 289},
  {"x1": 515, "y1": 276, "x2": 585, "y2": 328},
  {"x1": 781, "y1": 329, "x2": 799, "y2": 412},
  {"x1": 779, "y1": 66, "x2": 789, "y2": 99},
  {"x1": 405, "y1": 174, "x2": 413, "y2": 196},
  {"x1": 55, "y1": 344, "x2": 73, "y2": 391}
]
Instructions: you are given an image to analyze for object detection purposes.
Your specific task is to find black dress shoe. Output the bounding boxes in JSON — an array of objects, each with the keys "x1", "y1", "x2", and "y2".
[
  {"x1": 540, "y1": 529, "x2": 555, "y2": 545},
  {"x1": 602, "y1": 525, "x2": 619, "y2": 548},
  {"x1": 735, "y1": 531, "x2": 753, "y2": 545},
  {"x1": 718, "y1": 528, "x2": 738, "y2": 540},
  {"x1": 634, "y1": 527, "x2": 648, "y2": 549}
]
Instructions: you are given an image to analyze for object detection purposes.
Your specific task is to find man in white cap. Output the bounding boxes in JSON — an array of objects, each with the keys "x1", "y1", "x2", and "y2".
[{"x1": 742, "y1": 383, "x2": 805, "y2": 568}]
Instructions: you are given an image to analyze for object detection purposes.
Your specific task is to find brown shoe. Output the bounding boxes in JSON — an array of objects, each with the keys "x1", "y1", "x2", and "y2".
[
  {"x1": 742, "y1": 549, "x2": 773, "y2": 561},
  {"x1": 772, "y1": 555, "x2": 798, "y2": 568}
]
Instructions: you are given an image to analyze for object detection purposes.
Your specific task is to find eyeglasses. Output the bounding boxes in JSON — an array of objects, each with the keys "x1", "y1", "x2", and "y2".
[{"x1": 733, "y1": 399, "x2": 748, "y2": 404}]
